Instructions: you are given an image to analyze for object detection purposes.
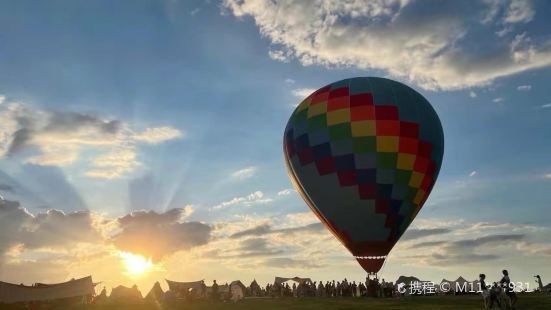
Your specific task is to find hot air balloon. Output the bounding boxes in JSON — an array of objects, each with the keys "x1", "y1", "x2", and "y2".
[{"x1": 283, "y1": 77, "x2": 444, "y2": 276}]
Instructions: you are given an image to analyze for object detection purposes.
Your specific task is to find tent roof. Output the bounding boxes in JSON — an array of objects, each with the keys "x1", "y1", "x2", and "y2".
[
  {"x1": 230, "y1": 281, "x2": 246, "y2": 290},
  {"x1": 274, "y1": 277, "x2": 312, "y2": 285},
  {"x1": 165, "y1": 279, "x2": 204, "y2": 292},
  {"x1": 0, "y1": 276, "x2": 95, "y2": 304},
  {"x1": 455, "y1": 276, "x2": 468, "y2": 283},
  {"x1": 395, "y1": 276, "x2": 421, "y2": 284},
  {"x1": 110, "y1": 285, "x2": 142, "y2": 299},
  {"x1": 145, "y1": 282, "x2": 164, "y2": 300}
]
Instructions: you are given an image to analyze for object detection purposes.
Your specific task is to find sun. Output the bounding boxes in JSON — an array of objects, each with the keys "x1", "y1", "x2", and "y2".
[{"x1": 119, "y1": 251, "x2": 153, "y2": 276}]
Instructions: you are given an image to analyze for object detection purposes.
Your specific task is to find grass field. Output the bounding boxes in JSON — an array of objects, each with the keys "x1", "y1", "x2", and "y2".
[
  {"x1": 3, "y1": 295, "x2": 550, "y2": 309},
  {"x1": 67, "y1": 294, "x2": 551, "y2": 310}
]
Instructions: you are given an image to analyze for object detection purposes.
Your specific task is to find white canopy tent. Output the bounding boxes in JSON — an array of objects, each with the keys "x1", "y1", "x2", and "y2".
[
  {"x1": 229, "y1": 281, "x2": 246, "y2": 302},
  {"x1": 274, "y1": 277, "x2": 312, "y2": 286},
  {"x1": 0, "y1": 276, "x2": 95, "y2": 304}
]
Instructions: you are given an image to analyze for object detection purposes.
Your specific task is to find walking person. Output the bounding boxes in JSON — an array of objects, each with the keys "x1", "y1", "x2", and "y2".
[
  {"x1": 479, "y1": 274, "x2": 500, "y2": 309},
  {"x1": 500, "y1": 270, "x2": 517, "y2": 309}
]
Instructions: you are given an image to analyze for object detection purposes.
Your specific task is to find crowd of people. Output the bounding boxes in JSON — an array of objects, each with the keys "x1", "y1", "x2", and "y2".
[
  {"x1": 254, "y1": 277, "x2": 394, "y2": 298},
  {"x1": 89, "y1": 270, "x2": 546, "y2": 309}
]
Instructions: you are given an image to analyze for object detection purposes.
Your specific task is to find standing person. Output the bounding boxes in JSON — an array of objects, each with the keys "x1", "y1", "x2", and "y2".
[
  {"x1": 212, "y1": 280, "x2": 219, "y2": 301},
  {"x1": 200, "y1": 280, "x2": 207, "y2": 298},
  {"x1": 318, "y1": 281, "x2": 324, "y2": 297},
  {"x1": 479, "y1": 274, "x2": 500, "y2": 309},
  {"x1": 500, "y1": 270, "x2": 517, "y2": 309},
  {"x1": 535, "y1": 275, "x2": 544, "y2": 292}
]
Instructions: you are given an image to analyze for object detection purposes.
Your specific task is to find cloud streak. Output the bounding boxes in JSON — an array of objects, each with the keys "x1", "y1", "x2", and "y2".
[
  {"x1": 212, "y1": 191, "x2": 273, "y2": 210},
  {"x1": 230, "y1": 223, "x2": 324, "y2": 239},
  {"x1": 231, "y1": 166, "x2": 257, "y2": 180}
]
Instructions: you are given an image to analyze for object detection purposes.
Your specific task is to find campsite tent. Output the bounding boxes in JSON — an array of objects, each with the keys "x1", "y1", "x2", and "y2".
[
  {"x1": 274, "y1": 277, "x2": 312, "y2": 286},
  {"x1": 165, "y1": 279, "x2": 205, "y2": 298},
  {"x1": 0, "y1": 276, "x2": 95, "y2": 304},
  {"x1": 249, "y1": 279, "x2": 261, "y2": 296},
  {"x1": 395, "y1": 275, "x2": 422, "y2": 294},
  {"x1": 229, "y1": 281, "x2": 246, "y2": 302},
  {"x1": 109, "y1": 285, "x2": 142, "y2": 302},
  {"x1": 395, "y1": 275, "x2": 421, "y2": 286},
  {"x1": 145, "y1": 282, "x2": 164, "y2": 301}
]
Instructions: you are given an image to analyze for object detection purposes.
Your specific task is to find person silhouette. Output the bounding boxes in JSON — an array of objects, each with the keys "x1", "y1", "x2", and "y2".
[
  {"x1": 212, "y1": 280, "x2": 219, "y2": 301},
  {"x1": 535, "y1": 275, "x2": 544, "y2": 292},
  {"x1": 500, "y1": 270, "x2": 517, "y2": 309}
]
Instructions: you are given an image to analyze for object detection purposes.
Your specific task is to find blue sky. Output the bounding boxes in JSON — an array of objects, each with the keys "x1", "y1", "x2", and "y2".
[{"x1": 1, "y1": 0, "x2": 550, "y2": 290}]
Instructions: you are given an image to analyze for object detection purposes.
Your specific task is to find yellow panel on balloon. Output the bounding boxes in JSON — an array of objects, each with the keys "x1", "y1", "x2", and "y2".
[
  {"x1": 351, "y1": 120, "x2": 375, "y2": 137},
  {"x1": 307, "y1": 101, "x2": 327, "y2": 118},
  {"x1": 414, "y1": 189, "x2": 426, "y2": 205},
  {"x1": 296, "y1": 97, "x2": 311, "y2": 113},
  {"x1": 409, "y1": 171, "x2": 424, "y2": 188},
  {"x1": 327, "y1": 109, "x2": 350, "y2": 125},
  {"x1": 397, "y1": 153, "x2": 416, "y2": 170},
  {"x1": 376, "y1": 136, "x2": 399, "y2": 152}
]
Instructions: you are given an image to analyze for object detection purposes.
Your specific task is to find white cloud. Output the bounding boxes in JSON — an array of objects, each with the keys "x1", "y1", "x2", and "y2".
[
  {"x1": 493, "y1": 97, "x2": 504, "y2": 103},
  {"x1": 132, "y1": 127, "x2": 183, "y2": 144},
  {"x1": 213, "y1": 191, "x2": 273, "y2": 210},
  {"x1": 268, "y1": 50, "x2": 289, "y2": 62},
  {"x1": 85, "y1": 147, "x2": 140, "y2": 179},
  {"x1": 469, "y1": 91, "x2": 477, "y2": 98},
  {"x1": 517, "y1": 84, "x2": 532, "y2": 91},
  {"x1": 224, "y1": 0, "x2": 551, "y2": 90},
  {"x1": 469, "y1": 171, "x2": 477, "y2": 177},
  {"x1": 113, "y1": 208, "x2": 211, "y2": 260},
  {"x1": 0, "y1": 95, "x2": 5, "y2": 105},
  {"x1": 285, "y1": 78, "x2": 295, "y2": 84},
  {"x1": 541, "y1": 103, "x2": 551, "y2": 109},
  {"x1": 190, "y1": 8, "x2": 201, "y2": 16},
  {"x1": 277, "y1": 189, "x2": 293, "y2": 196},
  {"x1": 182, "y1": 205, "x2": 194, "y2": 218},
  {"x1": 285, "y1": 212, "x2": 318, "y2": 227},
  {"x1": 504, "y1": 0, "x2": 535, "y2": 24},
  {"x1": 231, "y1": 166, "x2": 257, "y2": 179},
  {"x1": 0, "y1": 102, "x2": 182, "y2": 179},
  {"x1": 292, "y1": 88, "x2": 316, "y2": 99},
  {"x1": 543, "y1": 173, "x2": 551, "y2": 179},
  {"x1": 0, "y1": 199, "x2": 101, "y2": 255},
  {"x1": 481, "y1": 0, "x2": 501, "y2": 24}
]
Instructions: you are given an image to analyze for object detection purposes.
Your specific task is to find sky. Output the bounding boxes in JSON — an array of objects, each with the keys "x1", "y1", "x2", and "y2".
[{"x1": 1, "y1": 0, "x2": 551, "y2": 293}]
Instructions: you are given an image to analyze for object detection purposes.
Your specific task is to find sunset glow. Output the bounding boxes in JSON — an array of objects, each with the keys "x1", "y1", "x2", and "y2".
[
  {"x1": 119, "y1": 252, "x2": 153, "y2": 276},
  {"x1": 1, "y1": 1, "x2": 551, "y2": 308}
]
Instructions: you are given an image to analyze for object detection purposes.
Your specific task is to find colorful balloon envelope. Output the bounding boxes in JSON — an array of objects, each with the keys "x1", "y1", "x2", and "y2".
[{"x1": 283, "y1": 77, "x2": 444, "y2": 274}]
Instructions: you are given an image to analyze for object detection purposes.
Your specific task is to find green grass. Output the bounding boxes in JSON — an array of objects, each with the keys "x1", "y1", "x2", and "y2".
[
  {"x1": 76, "y1": 294, "x2": 551, "y2": 310},
  {"x1": 3, "y1": 295, "x2": 549, "y2": 309}
]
